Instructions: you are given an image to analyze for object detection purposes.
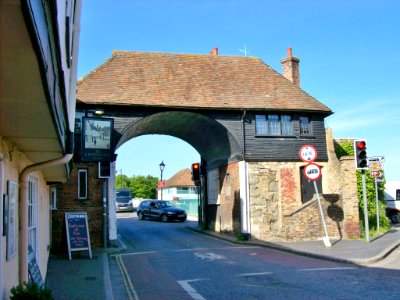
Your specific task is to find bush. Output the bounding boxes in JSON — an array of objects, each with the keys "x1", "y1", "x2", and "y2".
[{"x1": 10, "y1": 282, "x2": 54, "y2": 300}]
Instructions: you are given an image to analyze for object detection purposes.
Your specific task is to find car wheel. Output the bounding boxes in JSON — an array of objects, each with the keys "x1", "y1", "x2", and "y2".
[
  {"x1": 179, "y1": 218, "x2": 186, "y2": 223},
  {"x1": 137, "y1": 211, "x2": 144, "y2": 220},
  {"x1": 391, "y1": 213, "x2": 399, "y2": 224},
  {"x1": 160, "y1": 214, "x2": 169, "y2": 222}
]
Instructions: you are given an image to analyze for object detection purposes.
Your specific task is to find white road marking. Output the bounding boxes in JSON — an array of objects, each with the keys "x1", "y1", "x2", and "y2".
[
  {"x1": 237, "y1": 272, "x2": 273, "y2": 277},
  {"x1": 177, "y1": 279, "x2": 207, "y2": 300},
  {"x1": 194, "y1": 252, "x2": 226, "y2": 261},
  {"x1": 299, "y1": 267, "x2": 357, "y2": 272},
  {"x1": 117, "y1": 251, "x2": 158, "y2": 257}
]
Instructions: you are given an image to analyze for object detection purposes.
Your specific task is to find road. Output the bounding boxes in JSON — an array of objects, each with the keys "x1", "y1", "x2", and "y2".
[{"x1": 110, "y1": 213, "x2": 400, "y2": 300}]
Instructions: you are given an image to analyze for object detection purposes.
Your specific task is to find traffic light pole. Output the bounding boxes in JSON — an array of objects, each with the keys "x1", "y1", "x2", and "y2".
[
  {"x1": 375, "y1": 177, "x2": 380, "y2": 233},
  {"x1": 362, "y1": 170, "x2": 370, "y2": 242}
]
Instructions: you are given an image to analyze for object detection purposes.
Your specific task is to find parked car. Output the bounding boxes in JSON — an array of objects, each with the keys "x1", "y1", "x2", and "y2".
[
  {"x1": 136, "y1": 200, "x2": 187, "y2": 222},
  {"x1": 116, "y1": 189, "x2": 134, "y2": 212}
]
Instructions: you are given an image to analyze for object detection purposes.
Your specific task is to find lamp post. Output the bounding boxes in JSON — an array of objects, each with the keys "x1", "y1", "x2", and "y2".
[{"x1": 159, "y1": 161, "x2": 165, "y2": 200}]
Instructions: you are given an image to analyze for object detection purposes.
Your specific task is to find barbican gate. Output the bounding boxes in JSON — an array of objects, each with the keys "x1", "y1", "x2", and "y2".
[{"x1": 52, "y1": 48, "x2": 360, "y2": 250}]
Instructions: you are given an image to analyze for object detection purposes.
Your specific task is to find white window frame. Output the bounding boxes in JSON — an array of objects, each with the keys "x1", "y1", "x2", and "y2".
[
  {"x1": 50, "y1": 187, "x2": 57, "y2": 210},
  {"x1": 78, "y1": 169, "x2": 88, "y2": 199},
  {"x1": 28, "y1": 175, "x2": 39, "y2": 261},
  {"x1": 6, "y1": 180, "x2": 18, "y2": 261}
]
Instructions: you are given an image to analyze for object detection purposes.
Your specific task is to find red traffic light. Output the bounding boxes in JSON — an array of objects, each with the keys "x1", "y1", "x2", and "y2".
[
  {"x1": 354, "y1": 140, "x2": 368, "y2": 170},
  {"x1": 357, "y1": 140, "x2": 366, "y2": 150},
  {"x1": 193, "y1": 163, "x2": 199, "y2": 170}
]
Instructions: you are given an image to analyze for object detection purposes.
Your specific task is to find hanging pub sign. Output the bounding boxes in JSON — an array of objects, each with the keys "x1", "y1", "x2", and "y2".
[{"x1": 81, "y1": 117, "x2": 114, "y2": 161}]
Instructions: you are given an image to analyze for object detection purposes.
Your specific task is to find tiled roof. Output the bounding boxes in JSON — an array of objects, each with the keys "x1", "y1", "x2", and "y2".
[
  {"x1": 165, "y1": 168, "x2": 194, "y2": 187},
  {"x1": 77, "y1": 51, "x2": 332, "y2": 113}
]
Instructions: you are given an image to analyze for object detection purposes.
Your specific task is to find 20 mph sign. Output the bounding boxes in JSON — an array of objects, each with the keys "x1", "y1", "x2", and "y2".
[{"x1": 304, "y1": 163, "x2": 322, "y2": 181}]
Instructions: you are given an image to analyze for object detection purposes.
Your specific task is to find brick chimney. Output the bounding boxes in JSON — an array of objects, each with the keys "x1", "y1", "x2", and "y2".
[
  {"x1": 209, "y1": 48, "x2": 218, "y2": 56},
  {"x1": 281, "y1": 48, "x2": 300, "y2": 86}
]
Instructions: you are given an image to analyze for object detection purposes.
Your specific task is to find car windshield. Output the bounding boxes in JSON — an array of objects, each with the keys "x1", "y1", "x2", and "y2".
[
  {"x1": 117, "y1": 197, "x2": 131, "y2": 204},
  {"x1": 157, "y1": 201, "x2": 174, "y2": 208},
  {"x1": 116, "y1": 190, "x2": 131, "y2": 197}
]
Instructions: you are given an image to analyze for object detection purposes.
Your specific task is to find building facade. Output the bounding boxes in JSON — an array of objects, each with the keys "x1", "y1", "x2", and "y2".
[
  {"x1": 54, "y1": 47, "x2": 360, "y2": 255},
  {"x1": 159, "y1": 168, "x2": 199, "y2": 217},
  {"x1": 0, "y1": 0, "x2": 81, "y2": 297}
]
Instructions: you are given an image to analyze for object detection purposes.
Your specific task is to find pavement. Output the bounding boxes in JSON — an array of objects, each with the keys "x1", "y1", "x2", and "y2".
[{"x1": 46, "y1": 223, "x2": 400, "y2": 300}]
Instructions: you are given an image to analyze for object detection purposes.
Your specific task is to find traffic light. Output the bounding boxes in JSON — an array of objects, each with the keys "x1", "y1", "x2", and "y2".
[
  {"x1": 191, "y1": 163, "x2": 201, "y2": 182},
  {"x1": 354, "y1": 140, "x2": 368, "y2": 170}
]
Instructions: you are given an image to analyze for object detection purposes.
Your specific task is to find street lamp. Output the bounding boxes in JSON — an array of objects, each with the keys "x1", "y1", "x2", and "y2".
[{"x1": 159, "y1": 161, "x2": 165, "y2": 200}]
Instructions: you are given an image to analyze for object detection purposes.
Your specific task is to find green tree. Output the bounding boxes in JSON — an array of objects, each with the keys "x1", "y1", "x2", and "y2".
[
  {"x1": 130, "y1": 175, "x2": 159, "y2": 199},
  {"x1": 116, "y1": 174, "x2": 131, "y2": 189},
  {"x1": 334, "y1": 140, "x2": 389, "y2": 237}
]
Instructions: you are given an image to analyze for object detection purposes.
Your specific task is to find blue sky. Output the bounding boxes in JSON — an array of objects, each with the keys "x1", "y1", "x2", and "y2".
[{"x1": 78, "y1": 0, "x2": 400, "y2": 182}]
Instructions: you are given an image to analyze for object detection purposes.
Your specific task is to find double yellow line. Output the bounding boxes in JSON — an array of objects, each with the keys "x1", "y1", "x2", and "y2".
[{"x1": 115, "y1": 254, "x2": 139, "y2": 300}]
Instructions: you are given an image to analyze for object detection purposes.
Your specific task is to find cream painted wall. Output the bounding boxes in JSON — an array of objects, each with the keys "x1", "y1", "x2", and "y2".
[{"x1": 0, "y1": 138, "x2": 51, "y2": 298}]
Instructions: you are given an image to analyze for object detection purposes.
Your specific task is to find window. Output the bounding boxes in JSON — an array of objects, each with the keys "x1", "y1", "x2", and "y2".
[
  {"x1": 6, "y1": 180, "x2": 18, "y2": 260},
  {"x1": 28, "y1": 176, "x2": 39, "y2": 261},
  {"x1": 255, "y1": 114, "x2": 293, "y2": 136},
  {"x1": 255, "y1": 115, "x2": 267, "y2": 135},
  {"x1": 281, "y1": 115, "x2": 293, "y2": 135},
  {"x1": 268, "y1": 115, "x2": 280, "y2": 135},
  {"x1": 300, "y1": 116, "x2": 311, "y2": 135},
  {"x1": 50, "y1": 187, "x2": 57, "y2": 210},
  {"x1": 396, "y1": 189, "x2": 400, "y2": 201},
  {"x1": 78, "y1": 169, "x2": 88, "y2": 199}
]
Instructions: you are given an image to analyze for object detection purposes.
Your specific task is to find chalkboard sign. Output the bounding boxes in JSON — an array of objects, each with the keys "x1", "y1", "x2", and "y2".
[
  {"x1": 65, "y1": 212, "x2": 92, "y2": 260},
  {"x1": 28, "y1": 245, "x2": 44, "y2": 288}
]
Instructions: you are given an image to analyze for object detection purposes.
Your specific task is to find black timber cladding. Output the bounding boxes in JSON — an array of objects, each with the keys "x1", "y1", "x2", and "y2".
[{"x1": 75, "y1": 105, "x2": 329, "y2": 164}]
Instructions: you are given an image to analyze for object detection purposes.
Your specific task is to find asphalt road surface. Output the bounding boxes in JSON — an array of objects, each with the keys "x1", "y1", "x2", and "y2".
[{"x1": 111, "y1": 213, "x2": 400, "y2": 300}]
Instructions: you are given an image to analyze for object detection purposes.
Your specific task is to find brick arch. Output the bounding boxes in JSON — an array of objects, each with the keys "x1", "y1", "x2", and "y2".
[{"x1": 115, "y1": 111, "x2": 242, "y2": 169}]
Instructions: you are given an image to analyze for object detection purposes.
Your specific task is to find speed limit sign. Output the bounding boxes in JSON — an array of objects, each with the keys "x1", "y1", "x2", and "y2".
[
  {"x1": 299, "y1": 145, "x2": 318, "y2": 162},
  {"x1": 304, "y1": 163, "x2": 322, "y2": 181}
]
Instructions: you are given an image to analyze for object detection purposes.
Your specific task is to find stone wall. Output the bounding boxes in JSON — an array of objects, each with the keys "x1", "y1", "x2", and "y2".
[{"x1": 247, "y1": 128, "x2": 360, "y2": 241}]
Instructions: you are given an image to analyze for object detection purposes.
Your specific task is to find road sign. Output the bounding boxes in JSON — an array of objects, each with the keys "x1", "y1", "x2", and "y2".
[
  {"x1": 299, "y1": 145, "x2": 318, "y2": 162},
  {"x1": 370, "y1": 171, "x2": 383, "y2": 178},
  {"x1": 157, "y1": 181, "x2": 166, "y2": 188},
  {"x1": 368, "y1": 156, "x2": 384, "y2": 171},
  {"x1": 303, "y1": 163, "x2": 322, "y2": 181}
]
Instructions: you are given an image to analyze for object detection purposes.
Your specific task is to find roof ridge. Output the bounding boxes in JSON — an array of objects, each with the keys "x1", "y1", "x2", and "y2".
[{"x1": 110, "y1": 49, "x2": 260, "y2": 60}]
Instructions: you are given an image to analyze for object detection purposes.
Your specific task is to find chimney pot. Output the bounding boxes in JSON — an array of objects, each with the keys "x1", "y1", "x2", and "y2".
[
  {"x1": 209, "y1": 48, "x2": 218, "y2": 56},
  {"x1": 287, "y1": 47, "x2": 292, "y2": 57}
]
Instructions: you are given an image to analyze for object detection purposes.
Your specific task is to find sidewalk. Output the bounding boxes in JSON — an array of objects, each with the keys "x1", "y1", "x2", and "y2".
[
  {"x1": 189, "y1": 224, "x2": 400, "y2": 265},
  {"x1": 45, "y1": 225, "x2": 400, "y2": 300}
]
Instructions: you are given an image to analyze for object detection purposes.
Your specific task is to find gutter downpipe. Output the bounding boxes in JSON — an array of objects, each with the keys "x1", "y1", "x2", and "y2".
[{"x1": 19, "y1": 153, "x2": 73, "y2": 283}]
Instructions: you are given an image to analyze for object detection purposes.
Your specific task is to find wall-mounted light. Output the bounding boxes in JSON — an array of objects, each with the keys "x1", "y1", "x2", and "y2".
[{"x1": 94, "y1": 109, "x2": 104, "y2": 116}]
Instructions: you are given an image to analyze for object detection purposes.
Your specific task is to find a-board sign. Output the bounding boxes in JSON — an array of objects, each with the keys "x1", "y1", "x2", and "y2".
[
  {"x1": 28, "y1": 245, "x2": 44, "y2": 288},
  {"x1": 65, "y1": 212, "x2": 92, "y2": 260}
]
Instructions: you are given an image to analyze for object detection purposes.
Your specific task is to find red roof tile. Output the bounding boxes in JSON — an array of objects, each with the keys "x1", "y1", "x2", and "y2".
[
  {"x1": 165, "y1": 168, "x2": 194, "y2": 187},
  {"x1": 77, "y1": 51, "x2": 331, "y2": 113}
]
